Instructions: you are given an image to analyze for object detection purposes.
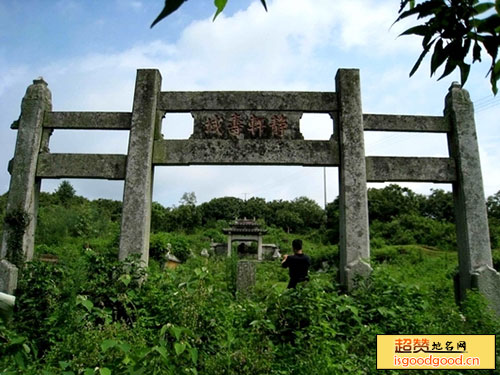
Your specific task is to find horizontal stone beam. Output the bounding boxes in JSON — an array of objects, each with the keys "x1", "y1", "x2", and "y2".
[
  {"x1": 158, "y1": 91, "x2": 337, "y2": 112},
  {"x1": 363, "y1": 114, "x2": 449, "y2": 133},
  {"x1": 153, "y1": 139, "x2": 339, "y2": 166},
  {"x1": 43, "y1": 112, "x2": 132, "y2": 130},
  {"x1": 366, "y1": 156, "x2": 456, "y2": 183},
  {"x1": 36, "y1": 153, "x2": 126, "y2": 180}
]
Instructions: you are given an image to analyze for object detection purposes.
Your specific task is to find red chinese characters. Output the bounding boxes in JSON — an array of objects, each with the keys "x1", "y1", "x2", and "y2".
[{"x1": 201, "y1": 113, "x2": 289, "y2": 139}]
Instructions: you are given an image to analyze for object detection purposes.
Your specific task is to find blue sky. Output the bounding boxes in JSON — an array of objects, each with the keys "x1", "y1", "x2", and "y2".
[{"x1": 1, "y1": 0, "x2": 499, "y2": 207}]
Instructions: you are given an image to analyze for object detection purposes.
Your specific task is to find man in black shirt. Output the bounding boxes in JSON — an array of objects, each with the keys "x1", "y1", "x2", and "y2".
[{"x1": 281, "y1": 239, "x2": 311, "y2": 288}]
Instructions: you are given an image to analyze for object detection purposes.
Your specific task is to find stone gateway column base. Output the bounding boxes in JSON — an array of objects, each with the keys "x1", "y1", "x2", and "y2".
[
  {"x1": 473, "y1": 266, "x2": 500, "y2": 316},
  {"x1": 0, "y1": 260, "x2": 18, "y2": 294},
  {"x1": 342, "y1": 258, "x2": 372, "y2": 292}
]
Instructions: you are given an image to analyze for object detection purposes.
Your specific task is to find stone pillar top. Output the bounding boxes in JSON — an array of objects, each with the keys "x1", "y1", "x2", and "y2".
[
  {"x1": 33, "y1": 77, "x2": 48, "y2": 86},
  {"x1": 23, "y1": 77, "x2": 52, "y2": 107}
]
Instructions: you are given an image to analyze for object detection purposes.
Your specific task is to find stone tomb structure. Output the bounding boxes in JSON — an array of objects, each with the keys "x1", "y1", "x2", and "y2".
[
  {"x1": 223, "y1": 218, "x2": 267, "y2": 260},
  {"x1": 1, "y1": 69, "x2": 499, "y2": 314}
]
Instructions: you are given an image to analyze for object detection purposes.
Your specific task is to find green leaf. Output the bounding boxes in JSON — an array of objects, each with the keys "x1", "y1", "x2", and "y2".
[
  {"x1": 101, "y1": 339, "x2": 117, "y2": 352},
  {"x1": 476, "y1": 14, "x2": 500, "y2": 33},
  {"x1": 399, "y1": 25, "x2": 429, "y2": 37},
  {"x1": 81, "y1": 299, "x2": 93, "y2": 312},
  {"x1": 482, "y1": 35, "x2": 500, "y2": 60},
  {"x1": 174, "y1": 342, "x2": 186, "y2": 356},
  {"x1": 490, "y1": 60, "x2": 500, "y2": 95},
  {"x1": 409, "y1": 44, "x2": 432, "y2": 77},
  {"x1": 154, "y1": 345, "x2": 169, "y2": 359},
  {"x1": 473, "y1": 41, "x2": 482, "y2": 63},
  {"x1": 59, "y1": 361, "x2": 71, "y2": 370},
  {"x1": 151, "y1": 0, "x2": 187, "y2": 28},
  {"x1": 213, "y1": 0, "x2": 228, "y2": 21},
  {"x1": 171, "y1": 325, "x2": 183, "y2": 341},
  {"x1": 474, "y1": 2, "x2": 495, "y2": 15},
  {"x1": 190, "y1": 347, "x2": 199, "y2": 364},
  {"x1": 117, "y1": 343, "x2": 132, "y2": 353},
  {"x1": 99, "y1": 368, "x2": 111, "y2": 375},
  {"x1": 459, "y1": 62, "x2": 471, "y2": 86},
  {"x1": 430, "y1": 39, "x2": 446, "y2": 75},
  {"x1": 83, "y1": 369, "x2": 95, "y2": 375},
  {"x1": 119, "y1": 274, "x2": 131, "y2": 287}
]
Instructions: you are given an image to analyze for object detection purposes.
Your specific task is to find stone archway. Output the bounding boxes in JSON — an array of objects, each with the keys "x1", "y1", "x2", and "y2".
[{"x1": 1, "y1": 69, "x2": 499, "y2": 315}]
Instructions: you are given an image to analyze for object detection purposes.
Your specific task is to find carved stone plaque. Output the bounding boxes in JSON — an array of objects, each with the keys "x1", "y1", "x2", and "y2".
[{"x1": 190, "y1": 111, "x2": 303, "y2": 140}]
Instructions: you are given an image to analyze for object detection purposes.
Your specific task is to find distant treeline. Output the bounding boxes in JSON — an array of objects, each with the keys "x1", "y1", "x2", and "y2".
[{"x1": 0, "y1": 182, "x2": 499, "y2": 250}]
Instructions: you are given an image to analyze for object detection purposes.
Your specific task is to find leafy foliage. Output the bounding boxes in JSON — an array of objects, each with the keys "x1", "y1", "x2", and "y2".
[
  {"x1": 151, "y1": 0, "x2": 268, "y2": 27},
  {"x1": 1, "y1": 183, "x2": 500, "y2": 373},
  {"x1": 1, "y1": 242, "x2": 499, "y2": 374},
  {"x1": 54, "y1": 180, "x2": 76, "y2": 207},
  {"x1": 4, "y1": 207, "x2": 30, "y2": 268},
  {"x1": 397, "y1": 0, "x2": 500, "y2": 94}
]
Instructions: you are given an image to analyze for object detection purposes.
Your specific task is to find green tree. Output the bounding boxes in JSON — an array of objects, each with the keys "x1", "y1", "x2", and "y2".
[
  {"x1": 325, "y1": 198, "x2": 340, "y2": 244},
  {"x1": 179, "y1": 191, "x2": 197, "y2": 206},
  {"x1": 367, "y1": 184, "x2": 424, "y2": 223},
  {"x1": 54, "y1": 180, "x2": 76, "y2": 207},
  {"x1": 275, "y1": 208, "x2": 303, "y2": 233},
  {"x1": 290, "y1": 196, "x2": 326, "y2": 230},
  {"x1": 200, "y1": 197, "x2": 244, "y2": 223},
  {"x1": 487, "y1": 189, "x2": 500, "y2": 219},
  {"x1": 241, "y1": 197, "x2": 271, "y2": 220},
  {"x1": 172, "y1": 204, "x2": 202, "y2": 231},
  {"x1": 421, "y1": 188, "x2": 455, "y2": 222}
]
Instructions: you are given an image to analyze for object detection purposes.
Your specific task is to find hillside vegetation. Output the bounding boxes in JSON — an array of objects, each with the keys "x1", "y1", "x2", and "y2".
[{"x1": 1, "y1": 183, "x2": 499, "y2": 374}]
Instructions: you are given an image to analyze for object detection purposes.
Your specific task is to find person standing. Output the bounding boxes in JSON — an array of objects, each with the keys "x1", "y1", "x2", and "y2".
[{"x1": 281, "y1": 239, "x2": 311, "y2": 288}]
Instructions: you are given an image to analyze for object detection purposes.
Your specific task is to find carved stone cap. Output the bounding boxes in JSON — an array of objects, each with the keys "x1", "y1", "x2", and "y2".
[
  {"x1": 33, "y1": 77, "x2": 48, "y2": 86},
  {"x1": 449, "y1": 81, "x2": 461, "y2": 91}
]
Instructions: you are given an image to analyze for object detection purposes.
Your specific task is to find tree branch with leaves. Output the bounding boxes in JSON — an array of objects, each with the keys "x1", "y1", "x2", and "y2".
[{"x1": 397, "y1": 0, "x2": 500, "y2": 94}]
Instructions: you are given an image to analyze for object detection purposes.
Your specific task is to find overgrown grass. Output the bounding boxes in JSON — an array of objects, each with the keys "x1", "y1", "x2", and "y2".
[{"x1": 1, "y1": 237, "x2": 499, "y2": 375}]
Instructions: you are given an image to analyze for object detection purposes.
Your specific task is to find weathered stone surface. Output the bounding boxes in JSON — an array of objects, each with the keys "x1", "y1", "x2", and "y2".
[
  {"x1": 0, "y1": 260, "x2": 18, "y2": 294},
  {"x1": 37, "y1": 153, "x2": 127, "y2": 180},
  {"x1": 44, "y1": 112, "x2": 132, "y2": 130},
  {"x1": 0, "y1": 291, "x2": 15, "y2": 321},
  {"x1": 363, "y1": 114, "x2": 449, "y2": 132},
  {"x1": 336, "y1": 69, "x2": 372, "y2": 290},
  {"x1": 366, "y1": 156, "x2": 456, "y2": 183},
  {"x1": 474, "y1": 266, "x2": 500, "y2": 316},
  {"x1": 153, "y1": 139, "x2": 339, "y2": 166},
  {"x1": 1, "y1": 78, "x2": 51, "y2": 262},
  {"x1": 159, "y1": 91, "x2": 337, "y2": 112},
  {"x1": 236, "y1": 260, "x2": 256, "y2": 294},
  {"x1": 190, "y1": 111, "x2": 304, "y2": 140},
  {"x1": 4, "y1": 68, "x2": 497, "y2": 314},
  {"x1": 446, "y1": 82, "x2": 497, "y2": 310},
  {"x1": 119, "y1": 69, "x2": 162, "y2": 264}
]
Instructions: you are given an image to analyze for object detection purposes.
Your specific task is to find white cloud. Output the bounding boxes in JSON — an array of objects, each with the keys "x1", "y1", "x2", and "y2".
[{"x1": 1, "y1": 0, "x2": 499, "y2": 206}]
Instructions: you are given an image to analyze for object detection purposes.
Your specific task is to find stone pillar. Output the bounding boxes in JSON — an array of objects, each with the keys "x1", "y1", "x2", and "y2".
[
  {"x1": 257, "y1": 234, "x2": 263, "y2": 261},
  {"x1": 0, "y1": 260, "x2": 18, "y2": 294},
  {"x1": 236, "y1": 260, "x2": 256, "y2": 294},
  {"x1": 335, "y1": 69, "x2": 372, "y2": 291},
  {"x1": 119, "y1": 70, "x2": 162, "y2": 264},
  {"x1": 1, "y1": 78, "x2": 51, "y2": 267},
  {"x1": 227, "y1": 234, "x2": 232, "y2": 257},
  {"x1": 446, "y1": 82, "x2": 500, "y2": 315}
]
